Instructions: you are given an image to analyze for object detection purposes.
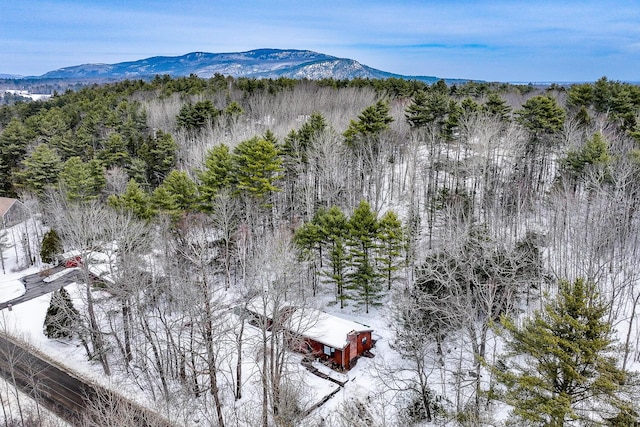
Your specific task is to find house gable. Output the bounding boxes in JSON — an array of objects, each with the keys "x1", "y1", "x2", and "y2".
[{"x1": 0, "y1": 197, "x2": 29, "y2": 228}]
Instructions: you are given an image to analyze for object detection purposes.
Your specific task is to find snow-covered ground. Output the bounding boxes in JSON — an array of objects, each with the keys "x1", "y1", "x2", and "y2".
[
  {"x1": 0, "y1": 211, "x2": 528, "y2": 426},
  {"x1": 0, "y1": 222, "x2": 159, "y2": 423},
  {"x1": 0, "y1": 222, "x2": 70, "y2": 425},
  {"x1": 42, "y1": 267, "x2": 78, "y2": 283},
  {"x1": 0, "y1": 220, "x2": 407, "y2": 426},
  {"x1": 0, "y1": 373, "x2": 70, "y2": 427},
  {"x1": 0, "y1": 278, "x2": 25, "y2": 303}
]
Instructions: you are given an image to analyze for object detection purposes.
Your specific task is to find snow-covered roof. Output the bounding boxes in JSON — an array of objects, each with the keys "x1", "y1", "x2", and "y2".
[
  {"x1": 243, "y1": 298, "x2": 373, "y2": 350},
  {"x1": 244, "y1": 297, "x2": 295, "y2": 319},
  {"x1": 61, "y1": 250, "x2": 111, "y2": 263},
  {"x1": 289, "y1": 308, "x2": 372, "y2": 350},
  {"x1": 88, "y1": 263, "x2": 114, "y2": 284}
]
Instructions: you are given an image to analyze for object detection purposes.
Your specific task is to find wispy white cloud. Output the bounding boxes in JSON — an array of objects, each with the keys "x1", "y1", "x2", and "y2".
[{"x1": 1, "y1": 0, "x2": 638, "y2": 81}]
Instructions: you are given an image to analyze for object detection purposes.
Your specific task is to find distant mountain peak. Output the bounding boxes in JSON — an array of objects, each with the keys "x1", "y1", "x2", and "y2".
[{"x1": 27, "y1": 49, "x2": 467, "y2": 84}]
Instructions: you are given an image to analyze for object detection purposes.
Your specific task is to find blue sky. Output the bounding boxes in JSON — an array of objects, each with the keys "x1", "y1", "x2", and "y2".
[{"x1": 1, "y1": 0, "x2": 639, "y2": 82}]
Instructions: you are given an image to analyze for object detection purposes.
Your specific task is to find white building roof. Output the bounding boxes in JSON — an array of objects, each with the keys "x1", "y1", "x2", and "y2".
[{"x1": 289, "y1": 308, "x2": 372, "y2": 350}]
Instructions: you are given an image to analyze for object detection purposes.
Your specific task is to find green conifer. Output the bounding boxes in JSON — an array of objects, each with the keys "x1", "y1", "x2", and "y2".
[
  {"x1": 495, "y1": 278, "x2": 631, "y2": 426},
  {"x1": 40, "y1": 229, "x2": 62, "y2": 264},
  {"x1": 44, "y1": 288, "x2": 79, "y2": 339}
]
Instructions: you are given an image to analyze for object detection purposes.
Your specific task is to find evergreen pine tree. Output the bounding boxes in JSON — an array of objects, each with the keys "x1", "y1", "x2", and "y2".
[
  {"x1": 563, "y1": 132, "x2": 611, "y2": 180},
  {"x1": 58, "y1": 156, "x2": 105, "y2": 201},
  {"x1": 176, "y1": 100, "x2": 220, "y2": 131},
  {"x1": 282, "y1": 112, "x2": 327, "y2": 168},
  {"x1": 262, "y1": 129, "x2": 279, "y2": 147},
  {"x1": 294, "y1": 209, "x2": 328, "y2": 297},
  {"x1": 298, "y1": 112, "x2": 327, "y2": 147},
  {"x1": 126, "y1": 157, "x2": 149, "y2": 187},
  {"x1": 347, "y1": 200, "x2": 382, "y2": 313},
  {"x1": 98, "y1": 132, "x2": 130, "y2": 168},
  {"x1": 224, "y1": 101, "x2": 244, "y2": 117},
  {"x1": 151, "y1": 181, "x2": 183, "y2": 222},
  {"x1": 344, "y1": 100, "x2": 393, "y2": 147},
  {"x1": 515, "y1": 95, "x2": 566, "y2": 141},
  {"x1": 319, "y1": 206, "x2": 350, "y2": 308},
  {"x1": 107, "y1": 179, "x2": 154, "y2": 220},
  {"x1": 405, "y1": 90, "x2": 451, "y2": 129},
  {"x1": 495, "y1": 278, "x2": 631, "y2": 426},
  {"x1": 294, "y1": 208, "x2": 328, "y2": 265},
  {"x1": 483, "y1": 93, "x2": 512, "y2": 120},
  {"x1": 44, "y1": 288, "x2": 79, "y2": 339},
  {"x1": 566, "y1": 83, "x2": 594, "y2": 110},
  {"x1": 15, "y1": 143, "x2": 62, "y2": 194},
  {"x1": 593, "y1": 76, "x2": 613, "y2": 113},
  {"x1": 376, "y1": 210, "x2": 405, "y2": 291},
  {"x1": 0, "y1": 119, "x2": 34, "y2": 187},
  {"x1": 460, "y1": 97, "x2": 481, "y2": 114},
  {"x1": 40, "y1": 229, "x2": 62, "y2": 265},
  {"x1": 139, "y1": 130, "x2": 177, "y2": 186},
  {"x1": 0, "y1": 156, "x2": 10, "y2": 196},
  {"x1": 198, "y1": 144, "x2": 233, "y2": 210},
  {"x1": 232, "y1": 135, "x2": 283, "y2": 203},
  {"x1": 155, "y1": 170, "x2": 198, "y2": 211}
]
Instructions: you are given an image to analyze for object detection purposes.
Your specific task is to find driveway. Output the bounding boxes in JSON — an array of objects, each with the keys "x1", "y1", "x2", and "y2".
[{"x1": 0, "y1": 266, "x2": 82, "y2": 310}]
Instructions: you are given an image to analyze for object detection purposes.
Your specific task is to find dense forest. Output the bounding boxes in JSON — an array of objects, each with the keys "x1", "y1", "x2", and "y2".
[{"x1": 2, "y1": 74, "x2": 640, "y2": 426}]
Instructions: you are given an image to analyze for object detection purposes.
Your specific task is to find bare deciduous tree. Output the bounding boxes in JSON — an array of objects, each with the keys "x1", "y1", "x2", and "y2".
[
  {"x1": 47, "y1": 196, "x2": 112, "y2": 376},
  {"x1": 243, "y1": 229, "x2": 315, "y2": 427}
]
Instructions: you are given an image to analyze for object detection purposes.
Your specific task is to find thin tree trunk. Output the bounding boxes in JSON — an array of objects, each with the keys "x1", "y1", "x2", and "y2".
[
  {"x1": 262, "y1": 327, "x2": 269, "y2": 427},
  {"x1": 122, "y1": 298, "x2": 132, "y2": 363},
  {"x1": 203, "y1": 289, "x2": 225, "y2": 427},
  {"x1": 86, "y1": 282, "x2": 111, "y2": 376},
  {"x1": 140, "y1": 313, "x2": 169, "y2": 397},
  {"x1": 235, "y1": 318, "x2": 245, "y2": 400},
  {"x1": 623, "y1": 291, "x2": 640, "y2": 371}
]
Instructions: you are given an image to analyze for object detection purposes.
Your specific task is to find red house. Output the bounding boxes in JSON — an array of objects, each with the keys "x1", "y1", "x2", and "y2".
[
  {"x1": 243, "y1": 301, "x2": 374, "y2": 371},
  {"x1": 290, "y1": 309, "x2": 373, "y2": 370}
]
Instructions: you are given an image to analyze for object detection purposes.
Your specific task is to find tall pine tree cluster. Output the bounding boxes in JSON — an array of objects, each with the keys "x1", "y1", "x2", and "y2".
[
  {"x1": 295, "y1": 200, "x2": 404, "y2": 312},
  {"x1": 107, "y1": 130, "x2": 283, "y2": 222}
]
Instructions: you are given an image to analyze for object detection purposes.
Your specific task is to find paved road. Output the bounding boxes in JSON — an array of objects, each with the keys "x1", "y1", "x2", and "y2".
[
  {"x1": 0, "y1": 334, "x2": 172, "y2": 426},
  {"x1": 0, "y1": 265, "x2": 81, "y2": 310},
  {"x1": 0, "y1": 269, "x2": 173, "y2": 425},
  {"x1": 0, "y1": 333, "x2": 89, "y2": 423}
]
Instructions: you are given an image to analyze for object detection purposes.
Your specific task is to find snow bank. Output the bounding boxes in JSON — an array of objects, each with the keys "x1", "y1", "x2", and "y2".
[{"x1": 0, "y1": 279, "x2": 25, "y2": 303}]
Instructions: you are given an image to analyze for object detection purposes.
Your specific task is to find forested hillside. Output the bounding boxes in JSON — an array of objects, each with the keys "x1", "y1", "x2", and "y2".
[{"x1": 2, "y1": 74, "x2": 640, "y2": 426}]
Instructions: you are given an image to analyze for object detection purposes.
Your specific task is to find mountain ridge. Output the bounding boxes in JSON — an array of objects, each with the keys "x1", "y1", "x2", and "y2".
[{"x1": 18, "y1": 49, "x2": 469, "y2": 84}]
